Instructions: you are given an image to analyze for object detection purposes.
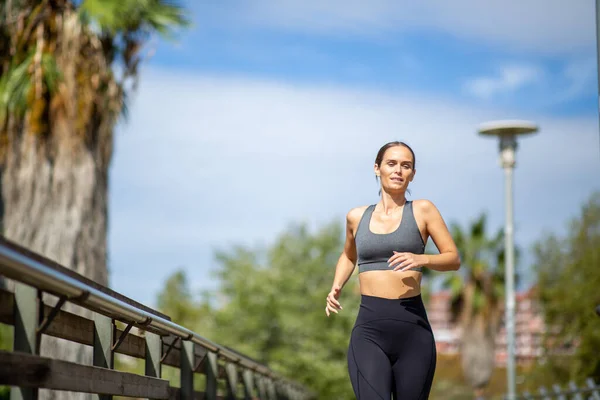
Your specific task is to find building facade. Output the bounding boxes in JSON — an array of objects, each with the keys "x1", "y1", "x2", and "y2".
[{"x1": 428, "y1": 287, "x2": 546, "y2": 365}]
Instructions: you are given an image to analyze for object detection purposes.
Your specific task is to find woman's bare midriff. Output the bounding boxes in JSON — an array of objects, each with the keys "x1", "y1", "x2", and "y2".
[{"x1": 359, "y1": 270, "x2": 422, "y2": 299}]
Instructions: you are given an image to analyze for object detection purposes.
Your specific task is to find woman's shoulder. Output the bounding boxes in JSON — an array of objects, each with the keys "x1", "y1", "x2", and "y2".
[
  {"x1": 410, "y1": 199, "x2": 439, "y2": 214},
  {"x1": 346, "y1": 205, "x2": 371, "y2": 226}
]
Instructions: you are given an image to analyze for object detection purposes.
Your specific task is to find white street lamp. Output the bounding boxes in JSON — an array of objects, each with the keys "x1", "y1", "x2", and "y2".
[{"x1": 478, "y1": 120, "x2": 539, "y2": 400}]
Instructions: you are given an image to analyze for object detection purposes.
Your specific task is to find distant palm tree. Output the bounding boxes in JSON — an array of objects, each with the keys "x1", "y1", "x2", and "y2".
[
  {"x1": 444, "y1": 213, "x2": 516, "y2": 399},
  {"x1": 1, "y1": 1, "x2": 188, "y2": 398}
]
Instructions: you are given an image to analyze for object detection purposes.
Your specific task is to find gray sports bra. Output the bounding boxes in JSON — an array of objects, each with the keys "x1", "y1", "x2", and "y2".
[{"x1": 355, "y1": 201, "x2": 426, "y2": 273}]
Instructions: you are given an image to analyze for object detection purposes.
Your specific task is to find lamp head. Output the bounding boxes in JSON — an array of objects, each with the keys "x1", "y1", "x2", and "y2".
[
  {"x1": 478, "y1": 120, "x2": 539, "y2": 168},
  {"x1": 478, "y1": 120, "x2": 539, "y2": 138}
]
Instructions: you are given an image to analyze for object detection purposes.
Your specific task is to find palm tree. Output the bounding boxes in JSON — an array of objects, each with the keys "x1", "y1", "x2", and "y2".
[
  {"x1": 444, "y1": 213, "x2": 517, "y2": 399},
  {"x1": 0, "y1": 1, "x2": 188, "y2": 398}
]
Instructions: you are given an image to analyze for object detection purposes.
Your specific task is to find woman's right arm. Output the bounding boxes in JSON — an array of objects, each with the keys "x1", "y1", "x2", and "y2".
[{"x1": 326, "y1": 207, "x2": 362, "y2": 316}]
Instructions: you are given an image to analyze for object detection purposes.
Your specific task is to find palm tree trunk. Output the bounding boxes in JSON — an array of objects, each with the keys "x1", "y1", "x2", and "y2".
[
  {"x1": 2, "y1": 125, "x2": 108, "y2": 284},
  {"x1": 0, "y1": 2, "x2": 182, "y2": 396},
  {"x1": 1, "y1": 113, "x2": 109, "y2": 400},
  {"x1": 460, "y1": 322, "x2": 496, "y2": 393}
]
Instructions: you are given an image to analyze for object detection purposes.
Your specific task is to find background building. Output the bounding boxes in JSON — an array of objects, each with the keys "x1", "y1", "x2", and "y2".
[{"x1": 428, "y1": 287, "x2": 546, "y2": 366}]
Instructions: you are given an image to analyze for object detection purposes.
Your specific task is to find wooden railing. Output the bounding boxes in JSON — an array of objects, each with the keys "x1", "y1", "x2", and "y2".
[
  {"x1": 0, "y1": 238, "x2": 314, "y2": 399},
  {"x1": 513, "y1": 378, "x2": 600, "y2": 400}
]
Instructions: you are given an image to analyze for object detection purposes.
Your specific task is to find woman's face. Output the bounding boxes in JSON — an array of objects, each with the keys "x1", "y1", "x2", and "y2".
[{"x1": 374, "y1": 145, "x2": 415, "y2": 193}]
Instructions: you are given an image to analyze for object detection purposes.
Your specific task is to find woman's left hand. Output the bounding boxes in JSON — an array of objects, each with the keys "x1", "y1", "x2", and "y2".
[{"x1": 388, "y1": 251, "x2": 428, "y2": 272}]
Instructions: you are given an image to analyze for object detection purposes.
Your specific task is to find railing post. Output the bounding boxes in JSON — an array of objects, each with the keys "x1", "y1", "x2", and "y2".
[
  {"x1": 180, "y1": 340, "x2": 195, "y2": 400},
  {"x1": 144, "y1": 331, "x2": 162, "y2": 399},
  {"x1": 266, "y1": 378, "x2": 276, "y2": 400},
  {"x1": 552, "y1": 384, "x2": 566, "y2": 400},
  {"x1": 93, "y1": 313, "x2": 114, "y2": 400},
  {"x1": 587, "y1": 378, "x2": 600, "y2": 400},
  {"x1": 538, "y1": 386, "x2": 551, "y2": 400},
  {"x1": 205, "y1": 351, "x2": 219, "y2": 400},
  {"x1": 11, "y1": 283, "x2": 40, "y2": 400},
  {"x1": 272, "y1": 381, "x2": 281, "y2": 400},
  {"x1": 289, "y1": 384, "x2": 299, "y2": 400},
  {"x1": 242, "y1": 369, "x2": 256, "y2": 400},
  {"x1": 225, "y1": 362, "x2": 239, "y2": 400},
  {"x1": 274, "y1": 381, "x2": 286, "y2": 400},
  {"x1": 284, "y1": 386, "x2": 292, "y2": 400},
  {"x1": 569, "y1": 381, "x2": 584, "y2": 400},
  {"x1": 256, "y1": 374, "x2": 267, "y2": 400}
]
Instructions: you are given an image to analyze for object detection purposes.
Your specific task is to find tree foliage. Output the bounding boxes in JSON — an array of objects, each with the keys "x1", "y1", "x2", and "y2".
[
  {"x1": 157, "y1": 269, "x2": 214, "y2": 332},
  {"x1": 532, "y1": 191, "x2": 600, "y2": 382},
  {"x1": 206, "y1": 221, "x2": 361, "y2": 399},
  {"x1": 0, "y1": 0, "x2": 189, "y2": 137},
  {"x1": 158, "y1": 221, "x2": 362, "y2": 399}
]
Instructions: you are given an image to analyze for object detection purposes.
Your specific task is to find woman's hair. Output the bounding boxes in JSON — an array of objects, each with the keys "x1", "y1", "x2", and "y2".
[
  {"x1": 375, "y1": 141, "x2": 416, "y2": 195},
  {"x1": 375, "y1": 141, "x2": 416, "y2": 168}
]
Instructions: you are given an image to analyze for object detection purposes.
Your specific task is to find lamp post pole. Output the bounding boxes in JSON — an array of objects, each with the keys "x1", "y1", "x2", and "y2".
[
  {"x1": 501, "y1": 134, "x2": 517, "y2": 400},
  {"x1": 478, "y1": 121, "x2": 538, "y2": 400}
]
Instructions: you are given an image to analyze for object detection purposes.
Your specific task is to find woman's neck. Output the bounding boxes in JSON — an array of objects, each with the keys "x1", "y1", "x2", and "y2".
[{"x1": 378, "y1": 191, "x2": 406, "y2": 214}]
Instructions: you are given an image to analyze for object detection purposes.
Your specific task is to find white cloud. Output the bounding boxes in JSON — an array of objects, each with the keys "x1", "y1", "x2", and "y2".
[
  {"x1": 464, "y1": 57, "x2": 597, "y2": 104},
  {"x1": 555, "y1": 57, "x2": 598, "y2": 103},
  {"x1": 197, "y1": 0, "x2": 595, "y2": 55},
  {"x1": 108, "y1": 67, "x2": 600, "y2": 306},
  {"x1": 464, "y1": 64, "x2": 544, "y2": 99}
]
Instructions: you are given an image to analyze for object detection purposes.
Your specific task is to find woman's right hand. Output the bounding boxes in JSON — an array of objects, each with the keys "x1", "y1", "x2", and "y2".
[{"x1": 325, "y1": 285, "x2": 343, "y2": 317}]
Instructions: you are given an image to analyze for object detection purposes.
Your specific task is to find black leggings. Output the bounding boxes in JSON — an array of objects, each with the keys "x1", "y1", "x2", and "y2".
[{"x1": 347, "y1": 294, "x2": 436, "y2": 400}]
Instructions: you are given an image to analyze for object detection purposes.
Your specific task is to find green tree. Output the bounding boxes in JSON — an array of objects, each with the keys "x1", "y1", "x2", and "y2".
[
  {"x1": 201, "y1": 221, "x2": 361, "y2": 399},
  {"x1": 0, "y1": 2, "x2": 188, "y2": 398},
  {"x1": 157, "y1": 269, "x2": 214, "y2": 333},
  {"x1": 443, "y1": 213, "x2": 508, "y2": 398},
  {"x1": 155, "y1": 269, "x2": 214, "y2": 390},
  {"x1": 531, "y1": 191, "x2": 600, "y2": 382}
]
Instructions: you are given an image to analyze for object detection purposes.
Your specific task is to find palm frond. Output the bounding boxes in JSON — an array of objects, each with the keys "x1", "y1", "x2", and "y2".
[
  {"x1": 142, "y1": 0, "x2": 192, "y2": 38},
  {"x1": 471, "y1": 213, "x2": 487, "y2": 240},
  {"x1": 490, "y1": 227, "x2": 504, "y2": 247},
  {"x1": 445, "y1": 274, "x2": 463, "y2": 298},
  {"x1": 120, "y1": 88, "x2": 130, "y2": 120},
  {"x1": 0, "y1": 49, "x2": 62, "y2": 128},
  {"x1": 41, "y1": 53, "x2": 61, "y2": 93},
  {"x1": 450, "y1": 292, "x2": 464, "y2": 323},
  {"x1": 79, "y1": 0, "x2": 190, "y2": 38},
  {"x1": 450, "y1": 222, "x2": 465, "y2": 249},
  {"x1": 442, "y1": 211, "x2": 513, "y2": 331},
  {"x1": 492, "y1": 279, "x2": 504, "y2": 302},
  {"x1": 0, "y1": 52, "x2": 35, "y2": 125},
  {"x1": 472, "y1": 289, "x2": 485, "y2": 315}
]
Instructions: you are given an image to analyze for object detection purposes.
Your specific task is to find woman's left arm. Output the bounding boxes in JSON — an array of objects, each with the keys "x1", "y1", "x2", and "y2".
[{"x1": 418, "y1": 200, "x2": 460, "y2": 272}]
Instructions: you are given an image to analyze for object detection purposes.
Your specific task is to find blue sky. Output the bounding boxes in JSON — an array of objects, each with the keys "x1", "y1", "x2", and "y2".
[{"x1": 108, "y1": 0, "x2": 600, "y2": 308}]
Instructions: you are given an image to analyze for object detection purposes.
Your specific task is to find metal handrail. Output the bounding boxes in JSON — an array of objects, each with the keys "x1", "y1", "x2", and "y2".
[{"x1": 0, "y1": 241, "x2": 302, "y2": 389}]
